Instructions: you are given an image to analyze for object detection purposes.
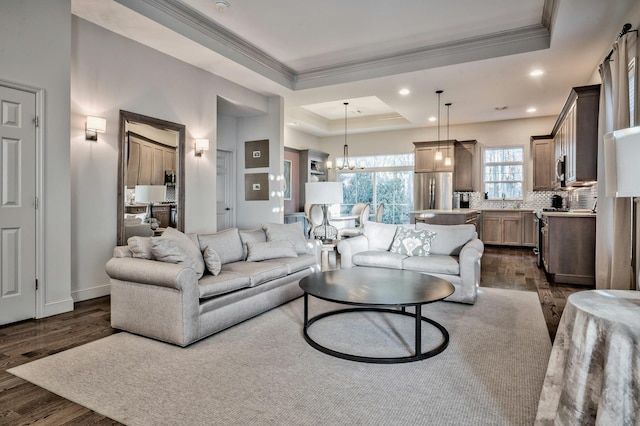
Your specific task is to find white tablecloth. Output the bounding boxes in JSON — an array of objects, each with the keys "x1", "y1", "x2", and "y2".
[{"x1": 535, "y1": 290, "x2": 640, "y2": 425}]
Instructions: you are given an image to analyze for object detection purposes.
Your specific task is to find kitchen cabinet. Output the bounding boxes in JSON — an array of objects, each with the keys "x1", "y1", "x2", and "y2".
[
  {"x1": 454, "y1": 140, "x2": 476, "y2": 191},
  {"x1": 481, "y1": 210, "x2": 522, "y2": 246},
  {"x1": 531, "y1": 136, "x2": 555, "y2": 191},
  {"x1": 542, "y1": 214, "x2": 595, "y2": 285},
  {"x1": 521, "y1": 211, "x2": 537, "y2": 247},
  {"x1": 151, "y1": 204, "x2": 172, "y2": 228},
  {"x1": 552, "y1": 85, "x2": 600, "y2": 188},
  {"x1": 414, "y1": 141, "x2": 454, "y2": 172},
  {"x1": 299, "y1": 149, "x2": 329, "y2": 210},
  {"x1": 126, "y1": 133, "x2": 177, "y2": 188}
]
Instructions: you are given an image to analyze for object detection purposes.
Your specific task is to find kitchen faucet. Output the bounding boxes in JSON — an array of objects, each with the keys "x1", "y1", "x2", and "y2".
[{"x1": 501, "y1": 193, "x2": 506, "y2": 208}]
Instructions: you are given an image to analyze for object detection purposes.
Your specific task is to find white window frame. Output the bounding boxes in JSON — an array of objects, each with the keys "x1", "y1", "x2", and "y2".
[{"x1": 482, "y1": 145, "x2": 525, "y2": 200}]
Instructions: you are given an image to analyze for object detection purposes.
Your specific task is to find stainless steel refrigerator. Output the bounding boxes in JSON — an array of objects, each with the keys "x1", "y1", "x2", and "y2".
[{"x1": 414, "y1": 172, "x2": 453, "y2": 210}]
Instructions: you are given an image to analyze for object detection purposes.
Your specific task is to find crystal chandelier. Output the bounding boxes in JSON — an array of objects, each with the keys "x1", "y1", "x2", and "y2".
[{"x1": 327, "y1": 102, "x2": 364, "y2": 170}]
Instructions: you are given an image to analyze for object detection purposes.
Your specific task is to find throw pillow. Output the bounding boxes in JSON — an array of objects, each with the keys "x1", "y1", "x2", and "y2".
[
  {"x1": 415, "y1": 223, "x2": 476, "y2": 256},
  {"x1": 127, "y1": 236, "x2": 155, "y2": 260},
  {"x1": 197, "y1": 228, "x2": 244, "y2": 265},
  {"x1": 262, "y1": 222, "x2": 309, "y2": 254},
  {"x1": 390, "y1": 227, "x2": 437, "y2": 257},
  {"x1": 246, "y1": 240, "x2": 298, "y2": 262},
  {"x1": 363, "y1": 221, "x2": 400, "y2": 251},
  {"x1": 202, "y1": 246, "x2": 222, "y2": 276},
  {"x1": 239, "y1": 229, "x2": 267, "y2": 260},
  {"x1": 151, "y1": 227, "x2": 205, "y2": 279}
]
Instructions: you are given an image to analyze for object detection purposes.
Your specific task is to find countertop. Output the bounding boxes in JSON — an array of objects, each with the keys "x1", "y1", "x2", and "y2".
[
  {"x1": 410, "y1": 209, "x2": 479, "y2": 215},
  {"x1": 479, "y1": 208, "x2": 536, "y2": 212},
  {"x1": 542, "y1": 210, "x2": 596, "y2": 218}
]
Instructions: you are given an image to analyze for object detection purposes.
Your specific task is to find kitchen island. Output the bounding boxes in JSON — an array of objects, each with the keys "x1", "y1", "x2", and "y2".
[{"x1": 409, "y1": 209, "x2": 480, "y2": 226}]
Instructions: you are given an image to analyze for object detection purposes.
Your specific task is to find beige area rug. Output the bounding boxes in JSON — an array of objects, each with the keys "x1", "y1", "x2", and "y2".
[{"x1": 9, "y1": 288, "x2": 551, "y2": 426}]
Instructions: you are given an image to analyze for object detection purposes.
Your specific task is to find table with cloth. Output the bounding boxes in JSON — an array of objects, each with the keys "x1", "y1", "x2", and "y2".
[{"x1": 535, "y1": 289, "x2": 640, "y2": 425}]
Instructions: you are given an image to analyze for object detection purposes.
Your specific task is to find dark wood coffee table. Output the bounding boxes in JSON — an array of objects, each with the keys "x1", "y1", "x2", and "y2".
[{"x1": 299, "y1": 267, "x2": 455, "y2": 363}]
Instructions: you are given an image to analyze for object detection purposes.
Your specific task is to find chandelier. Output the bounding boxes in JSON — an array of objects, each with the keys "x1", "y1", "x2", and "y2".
[
  {"x1": 444, "y1": 102, "x2": 452, "y2": 166},
  {"x1": 435, "y1": 90, "x2": 443, "y2": 161},
  {"x1": 327, "y1": 102, "x2": 364, "y2": 170}
]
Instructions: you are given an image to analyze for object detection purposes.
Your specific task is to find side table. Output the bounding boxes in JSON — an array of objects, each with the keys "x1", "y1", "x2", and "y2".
[
  {"x1": 320, "y1": 241, "x2": 337, "y2": 271},
  {"x1": 535, "y1": 289, "x2": 640, "y2": 425}
]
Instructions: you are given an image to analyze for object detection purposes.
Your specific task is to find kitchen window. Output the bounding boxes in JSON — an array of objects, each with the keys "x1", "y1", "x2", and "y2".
[{"x1": 483, "y1": 146, "x2": 524, "y2": 200}]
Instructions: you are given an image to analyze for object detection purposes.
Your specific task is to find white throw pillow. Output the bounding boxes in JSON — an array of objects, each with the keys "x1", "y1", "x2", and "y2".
[
  {"x1": 202, "y1": 246, "x2": 222, "y2": 276},
  {"x1": 151, "y1": 227, "x2": 205, "y2": 279},
  {"x1": 363, "y1": 221, "x2": 400, "y2": 251},
  {"x1": 262, "y1": 222, "x2": 309, "y2": 254},
  {"x1": 246, "y1": 240, "x2": 298, "y2": 261},
  {"x1": 127, "y1": 236, "x2": 155, "y2": 259}
]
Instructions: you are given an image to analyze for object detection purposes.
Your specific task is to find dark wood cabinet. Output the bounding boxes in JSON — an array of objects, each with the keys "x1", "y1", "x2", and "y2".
[
  {"x1": 454, "y1": 140, "x2": 476, "y2": 191},
  {"x1": 551, "y1": 85, "x2": 600, "y2": 188},
  {"x1": 542, "y1": 214, "x2": 595, "y2": 285},
  {"x1": 531, "y1": 136, "x2": 555, "y2": 191},
  {"x1": 414, "y1": 141, "x2": 454, "y2": 172}
]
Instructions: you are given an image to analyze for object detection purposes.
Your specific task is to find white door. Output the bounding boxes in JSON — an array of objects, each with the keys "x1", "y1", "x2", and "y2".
[
  {"x1": 216, "y1": 150, "x2": 233, "y2": 231},
  {"x1": 0, "y1": 85, "x2": 37, "y2": 325}
]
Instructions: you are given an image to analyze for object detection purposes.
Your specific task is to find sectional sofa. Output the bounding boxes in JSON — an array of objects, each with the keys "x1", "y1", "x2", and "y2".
[
  {"x1": 106, "y1": 223, "x2": 321, "y2": 346},
  {"x1": 337, "y1": 221, "x2": 484, "y2": 304}
]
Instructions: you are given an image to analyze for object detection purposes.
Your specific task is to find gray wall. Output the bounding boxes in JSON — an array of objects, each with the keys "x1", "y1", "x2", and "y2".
[{"x1": 0, "y1": 0, "x2": 73, "y2": 317}]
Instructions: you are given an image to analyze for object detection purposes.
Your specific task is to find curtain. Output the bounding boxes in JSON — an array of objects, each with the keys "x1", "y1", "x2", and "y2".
[{"x1": 595, "y1": 33, "x2": 636, "y2": 290}]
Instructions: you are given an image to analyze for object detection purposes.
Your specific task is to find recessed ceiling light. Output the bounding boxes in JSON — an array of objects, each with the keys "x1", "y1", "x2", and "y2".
[
  {"x1": 399, "y1": 88, "x2": 410, "y2": 96},
  {"x1": 495, "y1": 106, "x2": 508, "y2": 111},
  {"x1": 530, "y1": 69, "x2": 544, "y2": 77},
  {"x1": 527, "y1": 107, "x2": 537, "y2": 113},
  {"x1": 215, "y1": 0, "x2": 230, "y2": 12},
  {"x1": 428, "y1": 116, "x2": 437, "y2": 122}
]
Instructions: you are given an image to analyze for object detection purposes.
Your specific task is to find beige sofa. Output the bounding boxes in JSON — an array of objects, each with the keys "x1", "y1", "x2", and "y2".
[
  {"x1": 106, "y1": 223, "x2": 321, "y2": 346},
  {"x1": 337, "y1": 221, "x2": 484, "y2": 304}
]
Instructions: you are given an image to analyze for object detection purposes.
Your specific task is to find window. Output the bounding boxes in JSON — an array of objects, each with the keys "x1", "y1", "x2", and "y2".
[
  {"x1": 336, "y1": 153, "x2": 414, "y2": 224},
  {"x1": 483, "y1": 147, "x2": 524, "y2": 200}
]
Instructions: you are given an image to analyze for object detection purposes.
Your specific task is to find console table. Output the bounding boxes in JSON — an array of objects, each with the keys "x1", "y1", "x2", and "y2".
[{"x1": 535, "y1": 290, "x2": 640, "y2": 425}]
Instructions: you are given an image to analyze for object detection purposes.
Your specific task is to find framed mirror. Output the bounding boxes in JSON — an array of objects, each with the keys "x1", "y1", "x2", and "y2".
[{"x1": 117, "y1": 110, "x2": 185, "y2": 246}]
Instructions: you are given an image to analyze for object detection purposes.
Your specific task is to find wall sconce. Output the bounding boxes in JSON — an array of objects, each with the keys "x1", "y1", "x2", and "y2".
[
  {"x1": 85, "y1": 116, "x2": 106, "y2": 141},
  {"x1": 195, "y1": 138, "x2": 209, "y2": 157}
]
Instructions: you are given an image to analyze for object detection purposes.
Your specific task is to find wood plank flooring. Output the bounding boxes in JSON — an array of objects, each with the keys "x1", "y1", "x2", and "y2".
[{"x1": 0, "y1": 246, "x2": 587, "y2": 425}]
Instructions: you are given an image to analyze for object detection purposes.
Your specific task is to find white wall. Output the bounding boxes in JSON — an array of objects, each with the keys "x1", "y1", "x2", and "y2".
[
  {"x1": 71, "y1": 17, "x2": 281, "y2": 301},
  {"x1": 0, "y1": 0, "x2": 73, "y2": 317},
  {"x1": 284, "y1": 126, "x2": 323, "y2": 151},
  {"x1": 318, "y1": 116, "x2": 556, "y2": 194}
]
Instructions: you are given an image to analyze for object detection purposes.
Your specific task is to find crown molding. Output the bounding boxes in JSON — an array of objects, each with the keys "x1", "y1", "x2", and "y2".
[{"x1": 116, "y1": 0, "x2": 552, "y2": 91}]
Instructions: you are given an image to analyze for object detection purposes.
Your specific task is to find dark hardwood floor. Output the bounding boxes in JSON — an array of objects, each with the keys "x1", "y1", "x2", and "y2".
[{"x1": 0, "y1": 246, "x2": 588, "y2": 425}]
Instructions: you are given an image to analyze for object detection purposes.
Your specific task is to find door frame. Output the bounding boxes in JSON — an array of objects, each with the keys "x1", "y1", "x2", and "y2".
[
  {"x1": 0, "y1": 79, "x2": 45, "y2": 319},
  {"x1": 216, "y1": 149, "x2": 236, "y2": 230}
]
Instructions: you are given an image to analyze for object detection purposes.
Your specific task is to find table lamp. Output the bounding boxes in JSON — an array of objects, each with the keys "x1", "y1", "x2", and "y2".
[
  {"x1": 306, "y1": 182, "x2": 343, "y2": 242},
  {"x1": 135, "y1": 185, "x2": 167, "y2": 223}
]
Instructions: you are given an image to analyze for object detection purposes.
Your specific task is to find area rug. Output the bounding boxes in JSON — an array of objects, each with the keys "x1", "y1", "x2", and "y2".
[{"x1": 9, "y1": 288, "x2": 551, "y2": 426}]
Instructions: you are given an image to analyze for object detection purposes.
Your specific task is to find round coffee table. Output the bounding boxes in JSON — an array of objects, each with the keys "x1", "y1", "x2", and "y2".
[{"x1": 299, "y1": 267, "x2": 455, "y2": 364}]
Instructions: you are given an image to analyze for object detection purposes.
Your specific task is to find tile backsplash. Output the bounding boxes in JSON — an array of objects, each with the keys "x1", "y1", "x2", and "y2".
[{"x1": 455, "y1": 185, "x2": 597, "y2": 210}]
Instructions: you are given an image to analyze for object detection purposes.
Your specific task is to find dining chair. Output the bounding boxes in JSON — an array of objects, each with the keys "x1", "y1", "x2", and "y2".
[
  {"x1": 305, "y1": 203, "x2": 324, "y2": 239},
  {"x1": 338, "y1": 203, "x2": 370, "y2": 239},
  {"x1": 375, "y1": 203, "x2": 384, "y2": 222}
]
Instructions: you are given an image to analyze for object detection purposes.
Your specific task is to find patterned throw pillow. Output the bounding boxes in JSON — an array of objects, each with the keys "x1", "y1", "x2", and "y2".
[{"x1": 390, "y1": 228, "x2": 437, "y2": 256}]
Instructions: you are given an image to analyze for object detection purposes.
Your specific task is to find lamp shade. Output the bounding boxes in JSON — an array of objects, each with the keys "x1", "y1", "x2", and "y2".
[
  {"x1": 604, "y1": 126, "x2": 640, "y2": 197},
  {"x1": 135, "y1": 185, "x2": 166, "y2": 203},
  {"x1": 86, "y1": 116, "x2": 106, "y2": 132},
  {"x1": 305, "y1": 182, "x2": 343, "y2": 205},
  {"x1": 195, "y1": 138, "x2": 209, "y2": 151}
]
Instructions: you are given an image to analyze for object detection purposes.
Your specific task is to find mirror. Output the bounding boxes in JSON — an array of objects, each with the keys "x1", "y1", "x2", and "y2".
[{"x1": 117, "y1": 110, "x2": 185, "y2": 246}]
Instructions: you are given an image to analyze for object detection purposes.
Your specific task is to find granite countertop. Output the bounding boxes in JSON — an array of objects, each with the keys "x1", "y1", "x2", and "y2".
[{"x1": 479, "y1": 208, "x2": 536, "y2": 212}]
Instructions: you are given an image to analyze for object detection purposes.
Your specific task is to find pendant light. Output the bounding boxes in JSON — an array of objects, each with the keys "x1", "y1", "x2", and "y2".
[
  {"x1": 444, "y1": 102, "x2": 452, "y2": 166},
  {"x1": 435, "y1": 90, "x2": 443, "y2": 161},
  {"x1": 327, "y1": 102, "x2": 364, "y2": 170}
]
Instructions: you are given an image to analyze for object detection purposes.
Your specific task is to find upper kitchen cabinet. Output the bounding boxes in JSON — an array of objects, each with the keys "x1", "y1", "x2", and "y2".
[
  {"x1": 552, "y1": 85, "x2": 600, "y2": 188},
  {"x1": 414, "y1": 141, "x2": 455, "y2": 173},
  {"x1": 454, "y1": 140, "x2": 476, "y2": 191},
  {"x1": 126, "y1": 132, "x2": 177, "y2": 187},
  {"x1": 531, "y1": 135, "x2": 555, "y2": 191}
]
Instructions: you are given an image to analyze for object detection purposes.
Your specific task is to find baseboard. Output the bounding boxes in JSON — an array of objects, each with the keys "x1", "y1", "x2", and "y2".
[{"x1": 72, "y1": 284, "x2": 111, "y2": 302}]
